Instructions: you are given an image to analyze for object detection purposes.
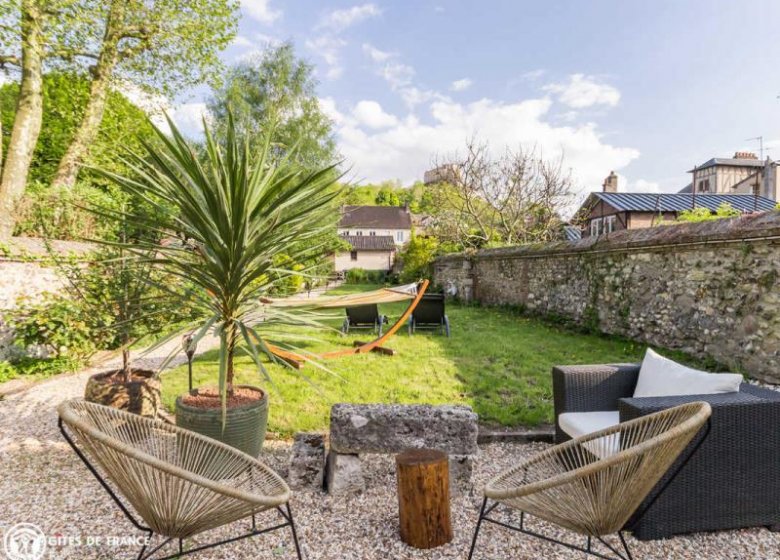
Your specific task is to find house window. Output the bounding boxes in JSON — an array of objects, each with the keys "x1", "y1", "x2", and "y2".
[
  {"x1": 604, "y1": 215, "x2": 616, "y2": 233},
  {"x1": 350, "y1": 250, "x2": 358, "y2": 261},
  {"x1": 698, "y1": 179, "x2": 710, "y2": 193},
  {"x1": 355, "y1": 231, "x2": 363, "y2": 236},
  {"x1": 396, "y1": 231, "x2": 404, "y2": 242},
  {"x1": 590, "y1": 219, "x2": 603, "y2": 237},
  {"x1": 369, "y1": 231, "x2": 376, "y2": 236}
]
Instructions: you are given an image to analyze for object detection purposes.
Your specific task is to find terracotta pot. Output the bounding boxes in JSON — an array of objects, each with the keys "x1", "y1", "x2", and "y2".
[
  {"x1": 84, "y1": 369, "x2": 161, "y2": 418},
  {"x1": 175, "y1": 385, "x2": 268, "y2": 457}
]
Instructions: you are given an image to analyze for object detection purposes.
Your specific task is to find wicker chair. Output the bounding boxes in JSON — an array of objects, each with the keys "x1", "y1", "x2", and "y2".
[
  {"x1": 58, "y1": 399, "x2": 302, "y2": 560},
  {"x1": 468, "y1": 401, "x2": 711, "y2": 560}
]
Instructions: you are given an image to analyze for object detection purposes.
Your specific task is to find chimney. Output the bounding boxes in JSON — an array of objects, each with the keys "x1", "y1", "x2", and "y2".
[
  {"x1": 733, "y1": 151, "x2": 758, "y2": 160},
  {"x1": 602, "y1": 171, "x2": 618, "y2": 193}
]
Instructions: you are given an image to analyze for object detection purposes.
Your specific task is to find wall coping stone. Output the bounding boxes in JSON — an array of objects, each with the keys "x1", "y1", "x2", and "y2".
[
  {"x1": 435, "y1": 211, "x2": 780, "y2": 263},
  {"x1": 0, "y1": 236, "x2": 95, "y2": 262}
]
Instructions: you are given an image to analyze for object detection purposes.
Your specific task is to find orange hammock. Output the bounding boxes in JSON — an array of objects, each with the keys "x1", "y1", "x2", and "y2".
[{"x1": 266, "y1": 279, "x2": 429, "y2": 368}]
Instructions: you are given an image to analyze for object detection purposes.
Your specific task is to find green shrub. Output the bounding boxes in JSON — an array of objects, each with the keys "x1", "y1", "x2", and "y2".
[
  {"x1": 345, "y1": 268, "x2": 387, "y2": 284},
  {"x1": 9, "y1": 295, "x2": 99, "y2": 360},
  {"x1": 676, "y1": 202, "x2": 740, "y2": 223},
  {"x1": 398, "y1": 233, "x2": 439, "y2": 283},
  {"x1": 13, "y1": 181, "x2": 124, "y2": 240},
  {"x1": 0, "y1": 361, "x2": 16, "y2": 383},
  {"x1": 8, "y1": 247, "x2": 196, "y2": 366}
]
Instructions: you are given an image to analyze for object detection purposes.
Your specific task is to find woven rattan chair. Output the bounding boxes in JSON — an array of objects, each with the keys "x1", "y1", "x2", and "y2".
[
  {"x1": 58, "y1": 399, "x2": 302, "y2": 560},
  {"x1": 468, "y1": 401, "x2": 711, "y2": 560}
]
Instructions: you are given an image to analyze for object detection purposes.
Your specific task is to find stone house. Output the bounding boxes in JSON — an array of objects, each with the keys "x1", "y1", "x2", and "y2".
[
  {"x1": 423, "y1": 164, "x2": 461, "y2": 186},
  {"x1": 577, "y1": 171, "x2": 777, "y2": 238},
  {"x1": 335, "y1": 205, "x2": 412, "y2": 271}
]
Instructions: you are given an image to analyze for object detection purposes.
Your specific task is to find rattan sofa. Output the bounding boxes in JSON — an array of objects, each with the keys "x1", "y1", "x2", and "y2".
[{"x1": 553, "y1": 363, "x2": 780, "y2": 540}]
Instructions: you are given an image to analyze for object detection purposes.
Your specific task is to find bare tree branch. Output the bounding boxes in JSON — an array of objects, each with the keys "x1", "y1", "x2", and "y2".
[{"x1": 430, "y1": 138, "x2": 574, "y2": 248}]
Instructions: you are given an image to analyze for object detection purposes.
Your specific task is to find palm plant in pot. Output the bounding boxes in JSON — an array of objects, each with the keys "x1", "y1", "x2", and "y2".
[{"x1": 95, "y1": 113, "x2": 340, "y2": 456}]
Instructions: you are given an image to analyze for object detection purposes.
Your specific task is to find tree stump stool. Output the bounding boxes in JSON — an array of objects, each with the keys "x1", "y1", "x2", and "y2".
[{"x1": 395, "y1": 448, "x2": 453, "y2": 549}]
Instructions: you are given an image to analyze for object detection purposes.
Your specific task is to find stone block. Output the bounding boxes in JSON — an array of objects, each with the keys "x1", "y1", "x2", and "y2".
[
  {"x1": 329, "y1": 403, "x2": 478, "y2": 455},
  {"x1": 325, "y1": 450, "x2": 364, "y2": 495},
  {"x1": 448, "y1": 454, "x2": 474, "y2": 492},
  {"x1": 288, "y1": 432, "x2": 326, "y2": 490}
]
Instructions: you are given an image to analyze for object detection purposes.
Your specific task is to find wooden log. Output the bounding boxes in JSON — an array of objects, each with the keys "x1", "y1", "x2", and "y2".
[{"x1": 395, "y1": 448, "x2": 453, "y2": 549}]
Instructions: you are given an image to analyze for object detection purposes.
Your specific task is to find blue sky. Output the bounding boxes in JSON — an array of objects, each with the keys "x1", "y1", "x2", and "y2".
[{"x1": 168, "y1": 0, "x2": 780, "y2": 200}]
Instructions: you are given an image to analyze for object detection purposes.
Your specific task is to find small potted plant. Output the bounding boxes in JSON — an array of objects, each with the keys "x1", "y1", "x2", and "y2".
[
  {"x1": 95, "y1": 114, "x2": 340, "y2": 456},
  {"x1": 79, "y1": 245, "x2": 162, "y2": 417}
]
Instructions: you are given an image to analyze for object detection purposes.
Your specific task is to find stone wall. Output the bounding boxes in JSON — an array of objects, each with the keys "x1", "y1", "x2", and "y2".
[
  {"x1": 0, "y1": 237, "x2": 93, "y2": 359},
  {"x1": 434, "y1": 212, "x2": 780, "y2": 384}
]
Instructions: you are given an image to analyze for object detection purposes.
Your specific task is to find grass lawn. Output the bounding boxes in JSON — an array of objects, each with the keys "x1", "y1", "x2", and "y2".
[{"x1": 160, "y1": 284, "x2": 702, "y2": 437}]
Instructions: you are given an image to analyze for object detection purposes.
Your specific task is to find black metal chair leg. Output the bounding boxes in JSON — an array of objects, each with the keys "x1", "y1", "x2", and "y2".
[
  {"x1": 618, "y1": 532, "x2": 634, "y2": 560},
  {"x1": 136, "y1": 537, "x2": 150, "y2": 560},
  {"x1": 285, "y1": 503, "x2": 304, "y2": 560},
  {"x1": 468, "y1": 497, "x2": 489, "y2": 560}
]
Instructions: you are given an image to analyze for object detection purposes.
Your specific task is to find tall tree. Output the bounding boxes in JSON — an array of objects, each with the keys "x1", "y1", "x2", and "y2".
[
  {"x1": 209, "y1": 42, "x2": 339, "y2": 171},
  {"x1": 50, "y1": 0, "x2": 238, "y2": 188},
  {"x1": 0, "y1": 72, "x2": 157, "y2": 186},
  {"x1": 0, "y1": 0, "x2": 55, "y2": 237}
]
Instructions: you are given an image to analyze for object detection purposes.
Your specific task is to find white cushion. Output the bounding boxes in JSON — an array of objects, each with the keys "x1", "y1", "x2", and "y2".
[
  {"x1": 558, "y1": 411, "x2": 621, "y2": 459},
  {"x1": 559, "y1": 410, "x2": 620, "y2": 439},
  {"x1": 633, "y1": 348, "x2": 742, "y2": 398}
]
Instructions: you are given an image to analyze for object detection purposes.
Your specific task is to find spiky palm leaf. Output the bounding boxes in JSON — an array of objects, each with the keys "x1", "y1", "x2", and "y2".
[{"x1": 92, "y1": 112, "x2": 342, "y2": 414}]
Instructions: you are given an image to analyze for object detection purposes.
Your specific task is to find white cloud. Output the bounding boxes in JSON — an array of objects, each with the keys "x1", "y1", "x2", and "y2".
[
  {"x1": 352, "y1": 100, "x2": 399, "y2": 129},
  {"x1": 399, "y1": 87, "x2": 446, "y2": 110},
  {"x1": 450, "y1": 78, "x2": 472, "y2": 92},
  {"x1": 165, "y1": 103, "x2": 211, "y2": 138},
  {"x1": 328, "y1": 96, "x2": 639, "y2": 208},
  {"x1": 318, "y1": 97, "x2": 345, "y2": 126},
  {"x1": 544, "y1": 74, "x2": 620, "y2": 109},
  {"x1": 305, "y1": 35, "x2": 347, "y2": 80},
  {"x1": 232, "y1": 35, "x2": 253, "y2": 48},
  {"x1": 381, "y1": 61, "x2": 415, "y2": 89},
  {"x1": 521, "y1": 69, "x2": 546, "y2": 81},
  {"x1": 241, "y1": 0, "x2": 281, "y2": 24},
  {"x1": 118, "y1": 83, "x2": 209, "y2": 139},
  {"x1": 362, "y1": 43, "x2": 394, "y2": 62},
  {"x1": 317, "y1": 3, "x2": 381, "y2": 32}
]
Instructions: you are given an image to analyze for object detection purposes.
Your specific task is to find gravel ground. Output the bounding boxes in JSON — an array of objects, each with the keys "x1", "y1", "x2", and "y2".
[{"x1": 2, "y1": 367, "x2": 780, "y2": 559}]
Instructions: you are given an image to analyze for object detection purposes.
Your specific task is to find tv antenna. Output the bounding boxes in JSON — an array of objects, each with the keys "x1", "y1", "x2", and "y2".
[{"x1": 746, "y1": 136, "x2": 764, "y2": 160}]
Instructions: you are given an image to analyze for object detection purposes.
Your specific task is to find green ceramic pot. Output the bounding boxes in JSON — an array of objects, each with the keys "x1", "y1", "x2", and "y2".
[{"x1": 175, "y1": 385, "x2": 268, "y2": 457}]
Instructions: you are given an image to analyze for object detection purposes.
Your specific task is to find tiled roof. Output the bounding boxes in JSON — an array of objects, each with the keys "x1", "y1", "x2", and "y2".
[
  {"x1": 342, "y1": 235, "x2": 397, "y2": 251},
  {"x1": 563, "y1": 225, "x2": 582, "y2": 241},
  {"x1": 590, "y1": 192, "x2": 777, "y2": 213},
  {"x1": 689, "y1": 158, "x2": 767, "y2": 171},
  {"x1": 677, "y1": 183, "x2": 693, "y2": 193},
  {"x1": 339, "y1": 205, "x2": 412, "y2": 229}
]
